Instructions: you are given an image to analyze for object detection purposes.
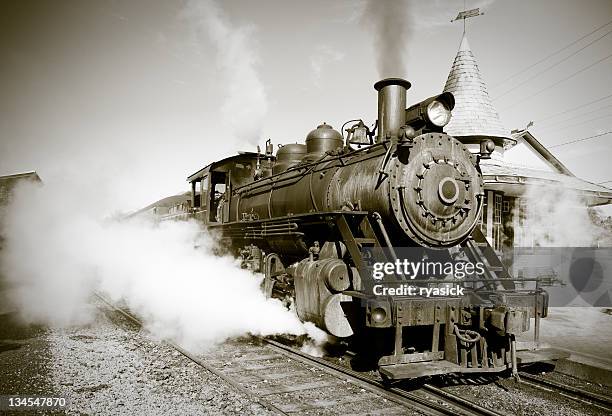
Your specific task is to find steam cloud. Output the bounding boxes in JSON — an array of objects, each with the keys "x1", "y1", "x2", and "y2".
[
  {"x1": 181, "y1": 0, "x2": 268, "y2": 146},
  {"x1": 0, "y1": 0, "x2": 334, "y2": 354},
  {"x1": 518, "y1": 184, "x2": 604, "y2": 247},
  {"x1": 0, "y1": 180, "x2": 312, "y2": 349},
  {"x1": 363, "y1": 0, "x2": 412, "y2": 78}
]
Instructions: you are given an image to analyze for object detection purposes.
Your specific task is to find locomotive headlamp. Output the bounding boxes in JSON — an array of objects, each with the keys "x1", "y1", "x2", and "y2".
[
  {"x1": 405, "y1": 92, "x2": 455, "y2": 130},
  {"x1": 368, "y1": 304, "x2": 390, "y2": 327},
  {"x1": 427, "y1": 100, "x2": 452, "y2": 127},
  {"x1": 371, "y1": 307, "x2": 387, "y2": 323}
]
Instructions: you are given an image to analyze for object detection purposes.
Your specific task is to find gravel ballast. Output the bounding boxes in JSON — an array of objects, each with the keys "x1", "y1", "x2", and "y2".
[{"x1": 1, "y1": 306, "x2": 274, "y2": 415}]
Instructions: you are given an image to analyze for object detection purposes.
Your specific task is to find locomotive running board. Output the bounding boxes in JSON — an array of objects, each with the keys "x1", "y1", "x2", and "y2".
[
  {"x1": 379, "y1": 360, "x2": 507, "y2": 380},
  {"x1": 379, "y1": 348, "x2": 569, "y2": 380}
]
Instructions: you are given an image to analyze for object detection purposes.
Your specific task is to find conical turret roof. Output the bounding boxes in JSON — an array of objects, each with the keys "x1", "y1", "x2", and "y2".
[{"x1": 443, "y1": 34, "x2": 512, "y2": 144}]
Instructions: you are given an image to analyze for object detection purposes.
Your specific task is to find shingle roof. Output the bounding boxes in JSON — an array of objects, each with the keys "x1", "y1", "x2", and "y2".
[{"x1": 443, "y1": 34, "x2": 511, "y2": 142}]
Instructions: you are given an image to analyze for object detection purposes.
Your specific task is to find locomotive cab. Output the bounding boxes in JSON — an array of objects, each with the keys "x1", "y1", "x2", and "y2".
[{"x1": 188, "y1": 152, "x2": 268, "y2": 224}]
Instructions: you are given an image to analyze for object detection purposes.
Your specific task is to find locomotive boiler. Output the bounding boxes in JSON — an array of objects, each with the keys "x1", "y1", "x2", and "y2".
[{"x1": 180, "y1": 78, "x2": 566, "y2": 381}]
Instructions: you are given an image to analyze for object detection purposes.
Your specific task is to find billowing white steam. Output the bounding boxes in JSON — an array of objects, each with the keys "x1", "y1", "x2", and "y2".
[
  {"x1": 0, "y1": 180, "x2": 313, "y2": 349},
  {"x1": 363, "y1": 0, "x2": 412, "y2": 78},
  {"x1": 518, "y1": 183, "x2": 603, "y2": 247},
  {"x1": 181, "y1": 0, "x2": 268, "y2": 145}
]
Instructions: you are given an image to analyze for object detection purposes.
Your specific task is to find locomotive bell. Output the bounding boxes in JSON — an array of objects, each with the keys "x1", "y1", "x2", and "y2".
[
  {"x1": 374, "y1": 78, "x2": 412, "y2": 142},
  {"x1": 304, "y1": 123, "x2": 343, "y2": 162},
  {"x1": 346, "y1": 120, "x2": 372, "y2": 148}
]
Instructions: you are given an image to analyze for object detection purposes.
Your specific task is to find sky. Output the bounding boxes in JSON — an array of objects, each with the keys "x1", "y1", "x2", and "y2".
[{"x1": 1, "y1": 0, "x2": 611, "y2": 211}]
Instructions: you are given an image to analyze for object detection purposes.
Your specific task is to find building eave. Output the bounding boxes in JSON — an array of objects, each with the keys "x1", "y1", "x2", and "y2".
[
  {"x1": 483, "y1": 174, "x2": 612, "y2": 206},
  {"x1": 0, "y1": 171, "x2": 41, "y2": 182},
  {"x1": 510, "y1": 130, "x2": 574, "y2": 176}
]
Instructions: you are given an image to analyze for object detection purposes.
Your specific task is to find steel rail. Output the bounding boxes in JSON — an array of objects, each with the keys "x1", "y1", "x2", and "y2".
[
  {"x1": 421, "y1": 383, "x2": 504, "y2": 416},
  {"x1": 519, "y1": 372, "x2": 612, "y2": 412}
]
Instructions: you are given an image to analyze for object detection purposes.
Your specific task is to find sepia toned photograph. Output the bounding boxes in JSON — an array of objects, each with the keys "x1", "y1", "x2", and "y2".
[{"x1": 1, "y1": 1, "x2": 611, "y2": 415}]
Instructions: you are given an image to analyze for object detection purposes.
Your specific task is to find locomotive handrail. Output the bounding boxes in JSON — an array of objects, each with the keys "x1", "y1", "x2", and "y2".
[
  {"x1": 233, "y1": 143, "x2": 387, "y2": 196},
  {"x1": 371, "y1": 212, "x2": 397, "y2": 260},
  {"x1": 213, "y1": 210, "x2": 370, "y2": 227}
]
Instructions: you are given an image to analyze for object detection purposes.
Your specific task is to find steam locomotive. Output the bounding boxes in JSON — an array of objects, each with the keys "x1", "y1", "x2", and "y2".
[{"x1": 173, "y1": 79, "x2": 565, "y2": 381}]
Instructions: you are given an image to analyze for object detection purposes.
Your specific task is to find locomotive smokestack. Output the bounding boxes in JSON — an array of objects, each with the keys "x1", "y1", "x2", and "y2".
[{"x1": 374, "y1": 78, "x2": 411, "y2": 142}]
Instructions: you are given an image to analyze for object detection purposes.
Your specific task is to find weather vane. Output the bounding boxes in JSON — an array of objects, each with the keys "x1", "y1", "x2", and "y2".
[{"x1": 451, "y1": 7, "x2": 484, "y2": 34}]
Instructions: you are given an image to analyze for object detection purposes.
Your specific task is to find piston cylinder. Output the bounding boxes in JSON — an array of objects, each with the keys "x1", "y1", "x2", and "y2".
[{"x1": 293, "y1": 258, "x2": 354, "y2": 337}]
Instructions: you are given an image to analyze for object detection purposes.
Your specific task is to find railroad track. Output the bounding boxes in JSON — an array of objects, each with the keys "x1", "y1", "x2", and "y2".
[
  {"x1": 94, "y1": 294, "x2": 505, "y2": 416},
  {"x1": 518, "y1": 372, "x2": 612, "y2": 413},
  {"x1": 93, "y1": 294, "x2": 286, "y2": 414},
  {"x1": 265, "y1": 338, "x2": 505, "y2": 416}
]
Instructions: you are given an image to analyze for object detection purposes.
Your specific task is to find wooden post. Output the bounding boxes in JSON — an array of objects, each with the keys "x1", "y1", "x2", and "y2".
[{"x1": 486, "y1": 191, "x2": 494, "y2": 245}]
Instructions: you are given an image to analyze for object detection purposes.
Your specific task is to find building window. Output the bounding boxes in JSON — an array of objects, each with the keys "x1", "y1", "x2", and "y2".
[
  {"x1": 518, "y1": 198, "x2": 527, "y2": 226},
  {"x1": 516, "y1": 197, "x2": 534, "y2": 247},
  {"x1": 494, "y1": 194, "x2": 502, "y2": 225}
]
